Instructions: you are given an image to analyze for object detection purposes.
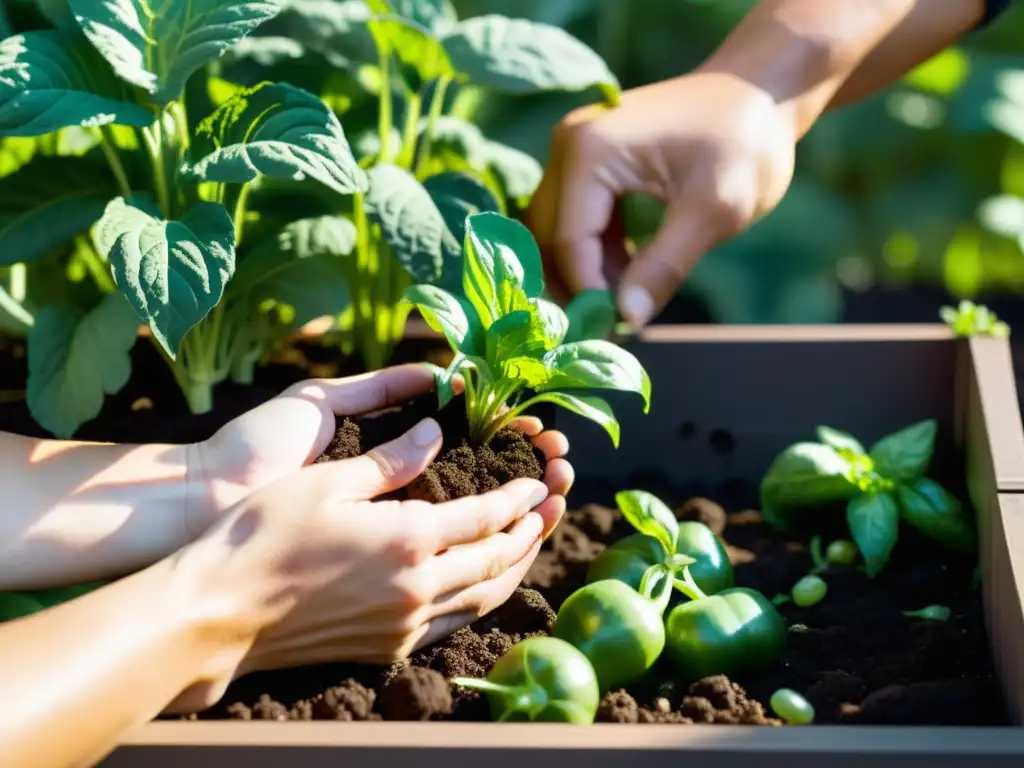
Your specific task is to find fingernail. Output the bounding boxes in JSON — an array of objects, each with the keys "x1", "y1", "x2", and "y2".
[
  {"x1": 620, "y1": 285, "x2": 654, "y2": 329},
  {"x1": 411, "y1": 418, "x2": 441, "y2": 447},
  {"x1": 528, "y1": 482, "x2": 548, "y2": 508}
]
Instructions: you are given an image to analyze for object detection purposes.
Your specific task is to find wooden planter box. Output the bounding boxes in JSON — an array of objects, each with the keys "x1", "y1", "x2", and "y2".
[{"x1": 104, "y1": 325, "x2": 1024, "y2": 767}]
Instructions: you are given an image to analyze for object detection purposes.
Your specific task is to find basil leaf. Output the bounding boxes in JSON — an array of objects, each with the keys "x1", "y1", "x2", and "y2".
[
  {"x1": 486, "y1": 140, "x2": 542, "y2": 207},
  {"x1": 869, "y1": 419, "x2": 937, "y2": 482},
  {"x1": 614, "y1": 489, "x2": 679, "y2": 555},
  {"x1": 537, "y1": 298, "x2": 569, "y2": 348},
  {"x1": 530, "y1": 391, "x2": 619, "y2": 447},
  {"x1": 540, "y1": 339, "x2": 651, "y2": 411},
  {"x1": 442, "y1": 16, "x2": 620, "y2": 104},
  {"x1": 485, "y1": 309, "x2": 545, "y2": 372},
  {"x1": 26, "y1": 292, "x2": 138, "y2": 438},
  {"x1": 564, "y1": 289, "x2": 616, "y2": 343},
  {"x1": 96, "y1": 196, "x2": 235, "y2": 357},
  {"x1": 71, "y1": 0, "x2": 279, "y2": 105},
  {"x1": 422, "y1": 170, "x2": 500, "y2": 293},
  {"x1": 0, "y1": 154, "x2": 116, "y2": 266},
  {"x1": 463, "y1": 211, "x2": 543, "y2": 327},
  {"x1": 815, "y1": 426, "x2": 866, "y2": 457},
  {"x1": 404, "y1": 283, "x2": 483, "y2": 356},
  {"x1": 182, "y1": 82, "x2": 367, "y2": 196},
  {"x1": 846, "y1": 492, "x2": 899, "y2": 578},
  {"x1": 0, "y1": 31, "x2": 152, "y2": 136},
  {"x1": 896, "y1": 478, "x2": 976, "y2": 553},
  {"x1": 760, "y1": 443, "x2": 859, "y2": 529}
]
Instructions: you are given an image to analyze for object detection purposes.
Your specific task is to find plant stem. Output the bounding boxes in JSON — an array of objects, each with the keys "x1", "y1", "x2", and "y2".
[
  {"x1": 9, "y1": 263, "x2": 26, "y2": 303},
  {"x1": 399, "y1": 90, "x2": 422, "y2": 169},
  {"x1": 0, "y1": 282, "x2": 33, "y2": 328},
  {"x1": 415, "y1": 75, "x2": 450, "y2": 178},
  {"x1": 672, "y1": 569, "x2": 708, "y2": 602},
  {"x1": 76, "y1": 235, "x2": 116, "y2": 293},
  {"x1": 377, "y1": 47, "x2": 394, "y2": 164},
  {"x1": 232, "y1": 183, "x2": 251, "y2": 246},
  {"x1": 144, "y1": 116, "x2": 171, "y2": 218},
  {"x1": 97, "y1": 126, "x2": 132, "y2": 199}
]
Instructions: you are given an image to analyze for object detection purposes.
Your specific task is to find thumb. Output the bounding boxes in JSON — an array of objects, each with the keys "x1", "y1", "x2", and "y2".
[
  {"x1": 617, "y1": 200, "x2": 718, "y2": 329},
  {"x1": 331, "y1": 418, "x2": 443, "y2": 500}
]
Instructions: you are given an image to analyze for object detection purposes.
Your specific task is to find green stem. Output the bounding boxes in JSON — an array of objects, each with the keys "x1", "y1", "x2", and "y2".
[
  {"x1": 0, "y1": 282, "x2": 33, "y2": 328},
  {"x1": 377, "y1": 46, "x2": 394, "y2": 164},
  {"x1": 232, "y1": 184, "x2": 251, "y2": 246},
  {"x1": 399, "y1": 90, "x2": 422, "y2": 169},
  {"x1": 77, "y1": 236, "x2": 116, "y2": 293},
  {"x1": 144, "y1": 116, "x2": 171, "y2": 218},
  {"x1": 450, "y1": 677, "x2": 546, "y2": 718},
  {"x1": 672, "y1": 569, "x2": 708, "y2": 602},
  {"x1": 415, "y1": 75, "x2": 450, "y2": 178},
  {"x1": 9, "y1": 263, "x2": 26, "y2": 303},
  {"x1": 809, "y1": 536, "x2": 828, "y2": 574},
  {"x1": 97, "y1": 126, "x2": 132, "y2": 199}
]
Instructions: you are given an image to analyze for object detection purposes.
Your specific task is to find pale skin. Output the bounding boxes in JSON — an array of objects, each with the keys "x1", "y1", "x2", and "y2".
[
  {"x1": 0, "y1": 364, "x2": 572, "y2": 767},
  {"x1": 529, "y1": 0, "x2": 994, "y2": 328}
]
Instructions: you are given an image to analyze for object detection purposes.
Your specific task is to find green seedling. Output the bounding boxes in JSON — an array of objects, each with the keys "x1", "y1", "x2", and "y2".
[
  {"x1": 403, "y1": 212, "x2": 650, "y2": 446},
  {"x1": 770, "y1": 688, "x2": 815, "y2": 725},
  {"x1": 903, "y1": 604, "x2": 951, "y2": 621},
  {"x1": 940, "y1": 300, "x2": 1010, "y2": 338}
]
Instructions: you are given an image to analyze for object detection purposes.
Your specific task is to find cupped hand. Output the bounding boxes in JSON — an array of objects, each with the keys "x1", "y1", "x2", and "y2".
[
  {"x1": 171, "y1": 421, "x2": 558, "y2": 712},
  {"x1": 528, "y1": 70, "x2": 798, "y2": 328},
  {"x1": 188, "y1": 364, "x2": 573, "y2": 538}
]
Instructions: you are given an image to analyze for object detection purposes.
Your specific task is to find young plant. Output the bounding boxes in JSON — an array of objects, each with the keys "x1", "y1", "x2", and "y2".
[
  {"x1": 940, "y1": 300, "x2": 1010, "y2": 338},
  {"x1": 760, "y1": 421, "x2": 976, "y2": 577},
  {"x1": 403, "y1": 212, "x2": 650, "y2": 446}
]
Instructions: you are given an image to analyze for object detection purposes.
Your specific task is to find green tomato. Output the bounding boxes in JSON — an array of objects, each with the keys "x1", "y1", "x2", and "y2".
[
  {"x1": 825, "y1": 539, "x2": 857, "y2": 565},
  {"x1": 792, "y1": 575, "x2": 827, "y2": 607},
  {"x1": 460, "y1": 636, "x2": 600, "y2": 723},
  {"x1": 664, "y1": 588, "x2": 786, "y2": 681},
  {"x1": 770, "y1": 688, "x2": 815, "y2": 724},
  {"x1": 552, "y1": 580, "x2": 665, "y2": 691},
  {"x1": 586, "y1": 523, "x2": 734, "y2": 596},
  {"x1": 0, "y1": 593, "x2": 45, "y2": 622}
]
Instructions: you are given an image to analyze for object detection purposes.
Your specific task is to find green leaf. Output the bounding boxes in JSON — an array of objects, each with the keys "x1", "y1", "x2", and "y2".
[
  {"x1": 869, "y1": 419, "x2": 937, "y2": 482},
  {"x1": 0, "y1": 155, "x2": 115, "y2": 266},
  {"x1": 367, "y1": 0, "x2": 457, "y2": 36},
  {"x1": 896, "y1": 478, "x2": 976, "y2": 553},
  {"x1": 365, "y1": 163, "x2": 452, "y2": 283},
  {"x1": 759, "y1": 443, "x2": 860, "y2": 529},
  {"x1": 485, "y1": 309, "x2": 545, "y2": 372},
  {"x1": 846, "y1": 492, "x2": 899, "y2": 578},
  {"x1": 404, "y1": 283, "x2": 483, "y2": 356},
  {"x1": 540, "y1": 339, "x2": 651, "y2": 411},
  {"x1": 96, "y1": 196, "x2": 235, "y2": 356},
  {"x1": 182, "y1": 82, "x2": 366, "y2": 196},
  {"x1": 462, "y1": 210, "x2": 543, "y2": 326},
  {"x1": 537, "y1": 298, "x2": 568, "y2": 348},
  {"x1": 368, "y1": 14, "x2": 453, "y2": 84},
  {"x1": 422, "y1": 170, "x2": 500, "y2": 292},
  {"x1": 419, "y1": 115, "x2": 487, "y2": 165},
  {"x1": 35, "y1": 0, "x2": 79, "y2": 32},
  {"x1": 564, "y1": 289, "x2": 615, "y2": 343},
  {"x1": 531, "y1": 391, "x2": 619, "y2": 447},
  {"x1": 614, "y1": 489, "x2": 679, "y2": 555},
  {"x1": 442, "y1": 15, "x2": 620, "y2": 103},
  {"x1": 486, "y1": 139, "x2": 542, "y2": 207},
  {"x1": 26, "y1": 292, "x2": 138, "y2": 438},
  {"x1": 266, "y1": 0, "x2": 377, "y2": 67},
  {"x1": 229, "y1": 215, "x2": 357, "y2": 299},
  {"x1": 815, "y1": 425, "x2": 866, "y2": 457},
  {"x1": 70, "y1": 0, "x2": 280, "y2": 104},
  {"x1": 0, "y1": 31, "x2": 153, "y2": 136},
  {"x1": 251, "y1": 253, "x2": 350, "y2": 331}
]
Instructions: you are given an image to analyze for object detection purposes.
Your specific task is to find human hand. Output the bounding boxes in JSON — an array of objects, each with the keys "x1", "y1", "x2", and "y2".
[
  {"x1": 187, "y1": 364, "x2": 572, "y2": 538},
  {"x1": 528, "y1": 71, "x2": 798, "y2": 328},
  {"x1": 170, "y1": 423, "x2": 557, "y2": 712}
]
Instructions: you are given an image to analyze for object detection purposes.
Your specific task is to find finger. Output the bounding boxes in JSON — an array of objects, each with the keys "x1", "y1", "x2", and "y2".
[
  {"x1": 430, "y1": 511, "x2": 544, "y2": 596},
  {"x1": 541, "y1": 457, "x2": 573, "y2": 498},
  {"x1": 534, "y1": 493, "x2": 566, "y2": 539},
  {"x1": 330, "y1": 417, "x2": 443, "y2": 500},
  {"x1": 532, "y1": 430, "x2": 569, "y2": 460},
  {"x1": 285, "y1": 364, "x2": 437, "y2": 418},
  {"x1": 508, "y1": 415, "x2": 543, "y2": 436},
  {"x1": 617, "y1": 199, "x2": 719, "y2": 330},
  {"x1": 430, "y1": 478, "x2": 548, "y2": 550}
]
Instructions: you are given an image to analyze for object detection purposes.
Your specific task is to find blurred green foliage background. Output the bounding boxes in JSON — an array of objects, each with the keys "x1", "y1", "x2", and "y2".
[{"x1": 453, "y1": 0, "x2": 1024, "y2": 324}]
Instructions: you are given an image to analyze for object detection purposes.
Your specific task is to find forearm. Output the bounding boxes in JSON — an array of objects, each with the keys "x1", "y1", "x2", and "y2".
[
  {"x1": 699, "y1": 0, "x2": 985, "y2": 138},
  {"x1": 0, "y1": 432, "x2": 208, "y2": 590},
  {"x1": 0, "y1": 557, "x2": 225, "y2": 767}
]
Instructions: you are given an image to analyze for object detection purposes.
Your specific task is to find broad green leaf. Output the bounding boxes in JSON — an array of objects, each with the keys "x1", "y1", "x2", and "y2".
[
  {"x1": 70, "y1": 0, "x2": 280, "y2": 104},
  {"x1": 404, "y1": 283, "x2": 483, "y2": 356},
  {"x1": 485, "y1": 309, "x2": 545, "y2": 372},
  {"x1": 251, "y1": 253, "x2": 350, "y2": 331},
  {"x1": 846, "y1": 492, "x2": 899, "y2": 578},
  {"x1": 896, "y1": 478, "x2": 976, "y2": 553},
  {"x1": 266, "y1": 0, "x2": 376, "y2": 66},
  {"x1": 486, "y1": 140, "x2": 542, "y2": 206},
  {"x1": 0, "y1": 4, "x2": 10, "y2": 38},
  {"x1": 869, "y1": 419, "x2": 937, "y2": 482},
  {"x1": 367, "y1": 0, "x2": 457, "y2": 36},
  {"x1": 462, "y1": 211, "x2": 542, "y2": 326},
  {"x1": 26, "y1": 292, "x2": 138, "y2": 437},
  {"x1": 615, "y1": 489, "x2": 679, "y2": 555},
  {"x1": 229, "y1": 215, "x2": 357, "y2": 299},
  {"x1": 0, "y1": 32, "x2": 152, "y2": 136},
  {"x1": 541, "y1": 339, "x2": 651, "y2": 411},
  {"x1": 564, "y1": 289, "x2": 615, "y2": 343},
  {"x1": 759, "y1": 443, "x2": 860, "y2": 529},
  {"x1": 182, "y1": 82, "x2": 367, "y2": 196},
  {"x1": 365, "y1": 163, "x2": 451, "y2": 283},
  {"x1": 422, "y1": 170, "x2": 500, "y2": 291},
  {"x1": 537, "y1": 298, "x2": 568, "y2": 348},
  {"x1": 442, "y1": 16, "x2": 620, "y2": 103},
  {"x1": 96, "y1": 196, "x2": 235, "y2": 356},
  {"x1": 815, "y1": 425, "x2": 866, "y2": 457},
  {"x1": 419, "y1": 116, "x2": 487, "y2": 165},
  {"x1": 533, "y1": 391, "x2": 619, "y2": 447},
  {"x1": 0, "y1": 155, "x2": 115, "y2": 266},
  {"x1": 368, "y1": 15, "x2": 453, "y2": 84},
  {"x1": 35, "y1": 0, "x2": 78, "y2": 31}
]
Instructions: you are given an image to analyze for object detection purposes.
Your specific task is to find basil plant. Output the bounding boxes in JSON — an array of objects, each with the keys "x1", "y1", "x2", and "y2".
[{"x1": 405, "y1": 212, "x2": 650, "y2": 446}]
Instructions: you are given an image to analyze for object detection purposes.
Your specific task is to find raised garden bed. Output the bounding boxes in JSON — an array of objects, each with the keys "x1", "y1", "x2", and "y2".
[{"x1": 96, "y1": 325, "x2": 1024, "y2": 767}]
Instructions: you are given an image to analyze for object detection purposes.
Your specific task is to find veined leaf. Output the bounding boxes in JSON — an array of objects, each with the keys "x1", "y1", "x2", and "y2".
[
  {"x1": 0, "y1": 31, "x2": 152, "y2": 136},
  {"x1": 541, "y1": 339, "x2": 651, "y2": 411},
  {"x1": 229, "y1": 214, "x2": 357, "y2": 300},
  {"x1": 537, "y1": 298, "x2": 569, "y2": 348},
  {"x1": 422, "y1": 170, "x2": 499, "y2": 291},
  {"x1": 367, "y1": 0, "x2": 457, "y2": 36},
  {"x1": 486, "y1": 140, "x2": 542, "y2": 206},
  {"x1": 267, "y1": 0, "x2": 376, "y2": 66},
  {"x1": 368, "y1": 14, "x2": 453, "y2": 84},
  {"x1": 365, "y1": 163, "x2": 452, "y2": 283},
  {"x1": 69, "y1": 0, "x2": 280, "y2": 104},
  {"x1": 564, "y1": 289, "x2": 615, "y2": 343},
  {"x1": 485, "y1": 309, "x2": 545, "y2": 372},
  {"x1": 442, "y1": 16, "x2": 620, "y2": 103},
  {"x1": 530, "y1": 391, "x2": 619, "y2": 447},
  {"x1": 27, "y1": 292, "x2": 138, "y2": 438},
  {"x1": 0, "y1": 155, "x2": 116, "y2": 266},
  {"x1": 462, "y1": 211, "x2": 542, "y2": 327},
  {"x1": 404, "y1": 283, "x2": 483, "y2": 356},
  {"x1": 96, "y1": 196, "x2": 235, "y2": 356},
  {"x1": 182, "y1": 82, "x2": 367, "y2": 196},
  {"x1": 614, "y1": 489, "x2": 679, "y2": 554}
]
